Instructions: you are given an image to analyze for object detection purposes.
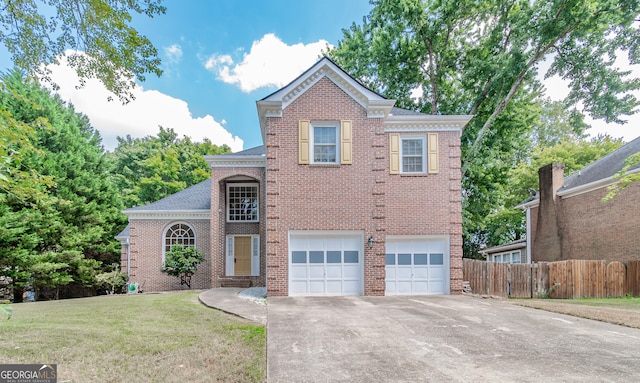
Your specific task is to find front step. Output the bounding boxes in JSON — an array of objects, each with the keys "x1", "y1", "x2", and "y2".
[{"x1": 220, "y1": 278, "x2": 251, "y2": 288}]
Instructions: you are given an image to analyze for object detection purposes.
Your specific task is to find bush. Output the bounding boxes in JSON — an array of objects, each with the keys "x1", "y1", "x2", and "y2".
[
  {"x1": 96, "y1": 270, "x2": 128, "y2": 294},
  {"x1": 161, "y1": 246, "x2": 204, "y2": 289}
]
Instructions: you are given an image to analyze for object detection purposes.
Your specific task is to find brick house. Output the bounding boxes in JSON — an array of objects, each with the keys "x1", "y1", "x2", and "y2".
[
  {"x1": 116, "y1": 57, "x2": 472, "y2": 296},
  {"x1": 517, "y1": 136, "x2": 640, "y2": 263}
]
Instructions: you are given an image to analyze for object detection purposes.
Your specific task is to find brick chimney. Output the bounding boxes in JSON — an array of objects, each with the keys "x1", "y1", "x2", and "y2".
[{"x1": 532, "y1": 163, "x2": 565, "y2": 262}]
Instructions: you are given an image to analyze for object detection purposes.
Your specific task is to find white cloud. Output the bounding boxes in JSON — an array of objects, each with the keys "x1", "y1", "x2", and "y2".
[
  {"x1": 205, "y1": 33, "x2": 332, "y2": 92},
  {"x1": 164, "y1": 44, "x2": 183, "y2": 64},
  {"x1": 45, "y1": 53, "x2": 244, "y2": 152}
]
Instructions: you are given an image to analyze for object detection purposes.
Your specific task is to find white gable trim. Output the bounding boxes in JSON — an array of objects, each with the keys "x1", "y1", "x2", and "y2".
[
  {"x1": 204, "y1": 155, "x2": 266, "y2": 168},
  {"x1": 257, "y1": 58, "x2": 396, "y2": 140},
  {"x1": 384, "y1": 115, "x2": 473, "y2": 135}
]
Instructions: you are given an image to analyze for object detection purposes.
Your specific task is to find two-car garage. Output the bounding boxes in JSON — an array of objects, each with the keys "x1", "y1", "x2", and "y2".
[{"x1": 288, "y1": 232, "x2": 449, "y2": 296}]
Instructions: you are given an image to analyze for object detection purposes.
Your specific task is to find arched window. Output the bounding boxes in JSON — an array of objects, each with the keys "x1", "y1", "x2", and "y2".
[{"x1": 164, "y1": 223, "x2": 196, "y2": 257}]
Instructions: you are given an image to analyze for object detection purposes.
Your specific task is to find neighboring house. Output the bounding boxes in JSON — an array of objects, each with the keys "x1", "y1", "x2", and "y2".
[
  {"x1": 517, "y1": 136, "x2": 640, "y2": 263},
  {"x1": 480, "y1": 239, "x2": 527, "y2": 264},
  {"x1": 116, "y1": 57, "x2": 472, "y2": 296}
]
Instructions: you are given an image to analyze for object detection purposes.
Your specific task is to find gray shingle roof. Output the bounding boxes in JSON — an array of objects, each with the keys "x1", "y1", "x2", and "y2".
[
  {"x1": 219, "y1": 145, "x2": 265, "y2": 156},
  {"x1": 115, "y1": 224, "x2": 129, "y2": 240},
  {"x1": 124, "y1": 178, "x2": 211, "y2": 212},
  {"x1": 389, "y1": 107, "x2": 427, "y2": 116},
  {"x1": 562, "y1": 135, "x2": 640, "y2": 191}
]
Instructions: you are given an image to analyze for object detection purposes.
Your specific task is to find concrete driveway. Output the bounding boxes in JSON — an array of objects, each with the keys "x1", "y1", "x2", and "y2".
[{"x1": 267, "y1": 295, "x2": 640, "y2": 382}]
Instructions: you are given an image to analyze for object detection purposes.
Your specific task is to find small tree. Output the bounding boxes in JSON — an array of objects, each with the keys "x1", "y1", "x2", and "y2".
[{"x1": 161, "y1": 246, "x2": 204, "y2": 289}]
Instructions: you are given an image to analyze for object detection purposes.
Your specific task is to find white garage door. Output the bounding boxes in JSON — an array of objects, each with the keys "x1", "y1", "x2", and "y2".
[
  {"x1": 289, "y1": 232, "x2": 363, "y2": 296},
  {"x1": 385, "y1": 237, "x2": 449, "y2": 295}
]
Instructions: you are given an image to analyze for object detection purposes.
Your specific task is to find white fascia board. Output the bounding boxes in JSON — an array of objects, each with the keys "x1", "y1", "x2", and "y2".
[
  {"x1": 204, "y1": 155, "x2": 266, "y2": 168},
  {"x1": 257, "y1": 58, "x2": 396, "y2": 136},
  {"x1": 557, "y1": 167, "x2": 640, "y2": 199},
  {"x1": 383, "y1": 115, "x2": 473, "y2": 135},
  {"x1": 479, "y1": 241, "x2": 526, "y2": 255},
  {"x1": 123, "y1": 209, "x2": 211, "y2": 220},
  {"x1": 515, "y1": 199, "x2": 539, "y2": 209}
]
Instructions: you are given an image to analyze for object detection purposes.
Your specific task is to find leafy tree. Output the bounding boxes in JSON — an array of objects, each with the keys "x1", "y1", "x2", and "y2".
[
  {"x1": 0, "y1": 0, "x2": 165, "y2": 103},
  {"x1": 110, "y1": 127, "x2": 231, "y2": 207},
  {"x1": 0, "y1": 70, "x2": 125, "y2": 299},
  {"x1": 603, "y1": 151, "x2": 640, "y2": 201},
  {"x1": 467, "y1": 136, "x2": 624, "y2": 255},
  {"x1": 161, "y1": 246, "x2": 204, "y2": 289},
  {"x1": 328, "y1": 0, "x2": 640, "y2": 257}
]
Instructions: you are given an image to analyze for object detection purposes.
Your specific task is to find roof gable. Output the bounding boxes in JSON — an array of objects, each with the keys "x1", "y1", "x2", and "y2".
[{"x1": 256, "y1": 57, "x2": 396, "y2": 139}]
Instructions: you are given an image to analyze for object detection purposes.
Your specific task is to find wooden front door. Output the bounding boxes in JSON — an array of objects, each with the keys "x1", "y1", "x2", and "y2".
[{"x1": 234, "y1": 236, "x2": 252, "y2": 275}]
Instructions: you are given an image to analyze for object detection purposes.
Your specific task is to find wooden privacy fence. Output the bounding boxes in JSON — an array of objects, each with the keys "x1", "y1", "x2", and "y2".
[{"x1": 463, "y1": 259, "x2": 640, "y2": 299}]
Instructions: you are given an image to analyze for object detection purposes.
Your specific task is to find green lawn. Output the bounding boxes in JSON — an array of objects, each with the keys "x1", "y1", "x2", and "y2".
[
  {"x1": 548, "y1": 296, "x2": 640, "y2": 311},
  {"x1": 0, "y1": 291, "x2": 265, "y2": 382}
]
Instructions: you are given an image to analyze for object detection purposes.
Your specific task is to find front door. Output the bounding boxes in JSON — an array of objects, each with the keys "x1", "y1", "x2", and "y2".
[{"x1": 234, "y1": 236, "x2": 252, "y2": 275}]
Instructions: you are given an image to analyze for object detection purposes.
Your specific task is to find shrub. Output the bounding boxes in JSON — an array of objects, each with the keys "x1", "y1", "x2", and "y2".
[{"x1": 161, "y1": 246, "x2": 204, "y2": 289}]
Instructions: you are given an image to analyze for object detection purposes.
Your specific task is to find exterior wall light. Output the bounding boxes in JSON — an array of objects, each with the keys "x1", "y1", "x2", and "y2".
[{"x1": 367, "y1": 236, "x2": 374, "y2": 249}]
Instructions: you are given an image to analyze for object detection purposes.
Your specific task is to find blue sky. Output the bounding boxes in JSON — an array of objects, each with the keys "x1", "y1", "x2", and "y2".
[{"x1": 1, "y1": 0, "x2": 637, "y2": 152}]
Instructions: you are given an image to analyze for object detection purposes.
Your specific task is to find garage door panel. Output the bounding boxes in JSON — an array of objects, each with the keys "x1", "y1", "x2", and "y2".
[
  {"x1": 290, "y1": 265, "x2": 307, "y2": 278},
  {"x1": 397, "y1": 281, "x2": 412, "y2": 294},
  {"x1": 309, "y1": 280, "x2": 325, "y2": 294},
  {"x1": 343, "y1": 280, "x2": 360, "y2": 295},
  {"x1": 397, "y1": 268, "x2": 412, "y2": 279},
  {"x1": 413, "y1": 282, "x2": 429, "y2": 294},
  {"x1": 343, "y1": 265, "x2": 359, "y2": 278},
  {"x1": 326, "y1": 265, "x2": 342, "y2": 278},
  {"x1": 309, "y1": 265, "x2": 324, "y2": 278},
  {"x1": 386, "y1": 267, "x2": 396, "y2": 279},
  {"x1": 289, "y1": 233, "x2": 363, "y2": 296},
  {"x1": 385, "y1": 238, "x2": 449, "y2": 295},
  {"x1": 413, "y1": 267, "x2": 428, "y2": 278},
  {"x1": 325, "y1": 280, "x2": 342, "y2": 294},
  {"x1": 291, "y1": 281, "x2": 307, "y2": 293}
]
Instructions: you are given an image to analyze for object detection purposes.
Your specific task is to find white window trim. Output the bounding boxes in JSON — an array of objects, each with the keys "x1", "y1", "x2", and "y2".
[
  {"x1": 162, "y1": 221, "x2": 196, "y2": 264},
  {"x1": 226, "y1": 182, "x2": 259, "y2": 223},
  {"x1": 400, "y1": 135, "x2": 426, "y2": 174},
  {"x1": 490, "y1": 250, "x2": 522, "y2": 264},
  {"x1": 225, "y1": 235, "x2": 260, "y2": 276},
  {"x1": 310, "y1": 121, "x2": 340, "y2": 164}
]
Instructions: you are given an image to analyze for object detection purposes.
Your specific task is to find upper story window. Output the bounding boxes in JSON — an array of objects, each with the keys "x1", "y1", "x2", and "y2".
[
  {"x1": 227, "y1": 183, "x2": 259, "y2": 222},
  {"x1": 164, "y1": 222, "x2": 195, "y2": 261},
  {"x1": 401, "y1": 137, "x2": 426, "y2": 173},
  {"x1": 389, "y1": 133, "x2": 438, "y2": 175},
  {"x1": 298, "y1": 120, "x2": 352, "y2": 165},
  {"x1": 312, "y1": 123, "x2": 340, "y2": 164}
]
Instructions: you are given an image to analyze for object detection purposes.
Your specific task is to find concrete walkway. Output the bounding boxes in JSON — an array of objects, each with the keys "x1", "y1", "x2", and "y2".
[{"x1": 198, "y1": 288, "x2": 267, "y2": 325}]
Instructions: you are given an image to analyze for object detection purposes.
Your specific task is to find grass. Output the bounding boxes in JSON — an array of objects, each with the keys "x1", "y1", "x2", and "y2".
[
  {"x1": 0, "y1": 291, "x2": 265, "y2": 382},
  {"x1": 554, "y1": 296, "x2": 640, "y2": 310},
  {"x1": 512, "y1": 296, "x2": 640, "y2": 329}
]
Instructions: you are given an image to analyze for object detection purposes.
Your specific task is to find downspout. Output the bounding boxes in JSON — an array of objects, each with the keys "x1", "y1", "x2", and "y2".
[
  {"x1": 525, "y1": 207, "x2": 532, "y2": 264},
  {"x1": 126, "y1": 238, "x2": 131, "y2": 281}
]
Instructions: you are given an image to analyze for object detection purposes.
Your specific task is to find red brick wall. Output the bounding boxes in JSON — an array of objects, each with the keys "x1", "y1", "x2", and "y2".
[
  {"x1": 209, "y1": 167, "x2": 266, "y2": 288},
  {"x1": 126, "y1": 219, "x2": 211, "y2": 292},
  {"x1": 559, "y1": 185, "x2": 640, "y2": 261},
  {"x1": 530, "y1": 181, "x2": 640, "y2": 263},
  {"x1": 264, "y1": 77, "x2": 463, "y2": 296}
]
